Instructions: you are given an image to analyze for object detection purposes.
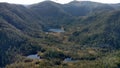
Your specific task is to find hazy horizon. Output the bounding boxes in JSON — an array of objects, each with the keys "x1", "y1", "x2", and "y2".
[{"x1": 0, "y1": 0, "x2": 120, "y2": 5}]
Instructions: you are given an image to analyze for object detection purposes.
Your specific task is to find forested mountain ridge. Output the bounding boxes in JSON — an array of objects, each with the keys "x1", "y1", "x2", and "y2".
[
  {"x1": 0, "y1": 3, "x2": 44, "y2": 35},
  {"x1": 29, "y1": 1, "x2": 73, "y2": 28},
  {"x1": 1, "y1": 1, "x2": 120, "y2": 68},
  {"x1": 69, "y1": 10, "x2": 120, "y2": 49},
  {"x1": 63, "y1": 1, "x2": 115, "y2": 16},
  {"x1": 29, "y1": 1, "x2": 120, "y2": 17},
  {"x1": 28, "y1": 1, "x2": 120, "y2": 27}
]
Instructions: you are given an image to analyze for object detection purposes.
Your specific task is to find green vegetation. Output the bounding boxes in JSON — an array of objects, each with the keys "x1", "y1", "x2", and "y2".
[{"x1": 0, "y1": 1, "x2": 120, "y2": 68}]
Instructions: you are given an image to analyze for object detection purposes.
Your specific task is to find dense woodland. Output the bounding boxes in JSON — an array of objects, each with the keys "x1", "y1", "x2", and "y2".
[{"x1": 1, "y1": 1, "x2": 120, "y2": 68}]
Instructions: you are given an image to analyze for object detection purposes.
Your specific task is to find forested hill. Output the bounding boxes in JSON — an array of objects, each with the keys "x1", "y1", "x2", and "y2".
[
  {"x1": 69, "y1": 10, "x2": 120, "y2": 49},
  {"x1": 29, "y1": 1, "x2": 120, "y2": 17},
  {"x1": 1, "y1": 1, "x2": 120, "y2": 68}
]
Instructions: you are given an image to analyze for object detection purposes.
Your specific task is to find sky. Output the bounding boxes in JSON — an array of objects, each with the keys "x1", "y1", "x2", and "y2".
[{"x1": 0, "y1": 0, "x2": 120, "y2": 5}]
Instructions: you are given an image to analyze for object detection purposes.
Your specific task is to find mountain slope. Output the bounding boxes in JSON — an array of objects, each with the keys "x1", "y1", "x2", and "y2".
[
  {"x1": 0, "y1": 3, "x2": 44, "y2": 36},
  {"x1": 0, "y1": 17, "x2": 27, "y2": 49},
  {"x1": 69, "y1": 11, "x2": 120, "y2": 49},
  {"x1": 0, "y1": 3, "x2": 44, "y2": 67},
  {"x1": 29, "y1": 1, "x2": 73, "y2": 28},
  {"x1": 63, "y1": 1, "x2": 116, "y2": 16}
]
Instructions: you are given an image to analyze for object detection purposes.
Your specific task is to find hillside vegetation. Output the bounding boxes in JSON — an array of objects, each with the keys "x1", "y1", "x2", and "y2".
[{"x1": 0, "y1": 1, "x2": 120, "y2": 68}]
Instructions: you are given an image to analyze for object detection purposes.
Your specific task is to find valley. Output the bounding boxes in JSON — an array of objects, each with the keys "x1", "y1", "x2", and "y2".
[{"x1": 1, "y1": 1, "x2": 120, "y2": 68}]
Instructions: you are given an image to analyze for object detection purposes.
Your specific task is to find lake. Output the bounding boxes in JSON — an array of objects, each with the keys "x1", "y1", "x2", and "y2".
[
  {"x1": 63, "y1": 58, "x2": 78, "y2": 63},
  {"x1": 48, "y1": 29, "x2": 65, "y2": 33},
  {"x1": 27, "y1": 54, "x2": 40, "y2": 59}
]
